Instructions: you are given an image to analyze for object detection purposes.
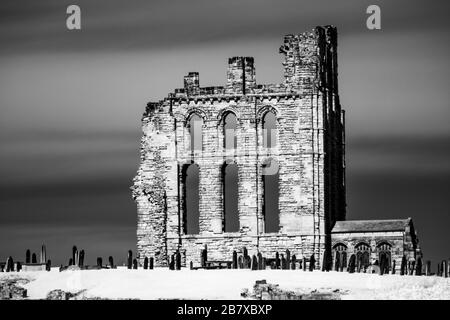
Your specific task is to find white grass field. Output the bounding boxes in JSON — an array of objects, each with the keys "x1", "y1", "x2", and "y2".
[{"x1": 1, "y1": 267, "x2": 449, "y2": 300}]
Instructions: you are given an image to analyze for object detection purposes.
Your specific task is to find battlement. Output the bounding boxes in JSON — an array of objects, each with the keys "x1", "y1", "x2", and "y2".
[{"x1": 162, "y1": 26, "x2": 337, "y2": 104}]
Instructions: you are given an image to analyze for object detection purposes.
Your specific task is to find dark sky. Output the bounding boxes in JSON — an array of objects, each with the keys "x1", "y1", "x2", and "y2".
[{"x1": 0, "y1": 0, "x2": 449, "y2": 266}]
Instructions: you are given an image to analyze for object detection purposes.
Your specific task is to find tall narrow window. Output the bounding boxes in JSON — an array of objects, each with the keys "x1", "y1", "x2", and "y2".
[
  {"x1": 262, "y1": 111, "x2": 277, "y2": 148},
  {"x1": 262, "y1": 159, "x2": 279, "y2": 233},
  {"x1": 189, "y1": 114, "x2": 203, "y2": 151},
  {"x1": 223, "y1": 112, "x2": 237, "y2": 149},
  {"x1": 222, "y1": 162, "x2": 239, "y2": 232},
  {"x1": 183, "y1": 163, "x2": 200, "y2": 234}
]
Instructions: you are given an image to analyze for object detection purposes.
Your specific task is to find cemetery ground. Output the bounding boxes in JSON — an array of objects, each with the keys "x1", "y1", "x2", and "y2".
[{"x1": 1, "y1": 267, "x2": 449, "y2": 300}]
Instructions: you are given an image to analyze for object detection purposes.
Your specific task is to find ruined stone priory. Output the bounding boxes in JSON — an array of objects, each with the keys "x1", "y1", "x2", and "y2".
[{"x1": 132, "y1": 26, "x2": 422, "y2": 272}]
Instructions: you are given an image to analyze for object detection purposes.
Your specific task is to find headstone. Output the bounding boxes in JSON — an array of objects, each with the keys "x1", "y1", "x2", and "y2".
[
  {"x1": 72, "y1": 246, "x2": 77, "y2": 266},
  {"x1": 169, "y1": 255, "x2": 175, "y2": 270},
  {"x1": 348, "y1": 255, "x2": 356, "y2": 273},
  {"x1": 143, "y1": 257, "x2": 149, "y2": 269},
  {"x1": 447, "y1": 259, "x2": 450, "y2": 278},
  {"x1": 127, "y1": 250, "x2": 133, "y2": 269},
  {"x1": 132, "y1": 258, "x2": 138, "y2": 269},
  {"x1": 200, "y1": 247, "x2": 207, "y2": 268},
  {"x1": 245, "y1": 255, "x2": 251, "y2": 269},
  {"x1": 6, "y1": 256, "x2": 13, "y2": 272},
  {"x1": 232, "y1": 251, "x2": 238, "y2": 269},
  {"x1": 415, "y1": 258, "x2": 422, "y2": 276},
  {"x1": 251, "y1": 255, "x2": 258, "y2": 270},
  {"x1": 425, "y1": 260, "x2": 431, "y2": 276},
  {"x1": 40, "y1": 245, "x2": 47, "y2": 264},
  {"x1": 410, "y1": 261, "x2": 415, "y2": 276},
  {"x1": 238, "y1": 256, "x2": 243, "y2": 269},
  {"x1": 176, "y1": 251, "x2": 181, "y2": 270},
  {"x1": 286, "y1": 249, "x2": 291, "y2": 270},
  {"x1": 46, "y1": 259, "x2": 51, "y2": 271},
  {"x1": 309, "y1": 254, "x2": 316, "y2": 271},
  {"x1": 243, "y1": 247, "x2": 248, "y2": 259},
  {"x1": 257, "y1": 252, "x2": 263, "y2": 270},
  {"x1": 443, "y1": 260, "x2": 448, "y2": 278},
  {"x1": 26, "y1": 249, "x2": 31, "y2": 264},
  {"x1": 275, "y1": 252, "x2": 280, "y2": 269},
  {"x1": 400, "y1": 256, "x2": 407, "y2": 275},
  {"x1": 79, "y1": 250, "x2": 85, "y2": 267},
  {"x1": 74, "y1": 250, "x2": 79, "y2": 267}
]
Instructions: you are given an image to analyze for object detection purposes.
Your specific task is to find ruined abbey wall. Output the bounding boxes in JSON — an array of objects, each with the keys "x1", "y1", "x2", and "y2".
[{"x1": 132, "y1": 26, "x2": 346, "y2": 268}]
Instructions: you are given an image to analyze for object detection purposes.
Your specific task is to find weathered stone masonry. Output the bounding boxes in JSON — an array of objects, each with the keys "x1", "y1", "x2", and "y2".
[{"x1": 132, "y1": 26, "x2": 347, "y2": 268}]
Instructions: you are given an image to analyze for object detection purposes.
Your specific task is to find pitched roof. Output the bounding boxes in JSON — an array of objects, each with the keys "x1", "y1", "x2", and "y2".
[{"x1": 332, "y1": 219, "x2": 411, "y2": 233}]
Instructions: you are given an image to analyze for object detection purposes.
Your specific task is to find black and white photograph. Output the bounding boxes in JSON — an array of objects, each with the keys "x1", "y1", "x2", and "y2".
[{"x1": 1, "y1": 0, "x2": 449, "y2": 307}]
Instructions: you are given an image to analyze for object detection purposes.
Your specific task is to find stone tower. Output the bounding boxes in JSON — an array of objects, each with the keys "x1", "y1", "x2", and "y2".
[{"x1": 132, "y1": 26, "x2": 346, "y2": 268}]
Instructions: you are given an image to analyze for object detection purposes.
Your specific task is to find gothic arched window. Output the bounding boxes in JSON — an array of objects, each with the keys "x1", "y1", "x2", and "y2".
[
  {"x1": 262, "y1": 111, "x2": 277, "y2": 148},
  {"x1": 262, "y1": 158, "x2": 279, "y2": 233},
  {"x1": 355, "y1": 242, "x2": 370, "y2": 272},
  {"x1": 377, "y1": 242, "x2": 392, "y2": 274},
  {"x1": 223, "y1": 112, "x2": 237, "y2": 150},
  {"x1": 188, "y1": 114, "x2": 203, "y2": 152},
  {"x1": 222, "y1": 161, "x2": 239, "y2": 232},
  {"x1": 182, "y1": 163, "x2": 200, "y2": 234},
  {"x1": 333, "y1": 243, "x2": 348, "y2": 271}
]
